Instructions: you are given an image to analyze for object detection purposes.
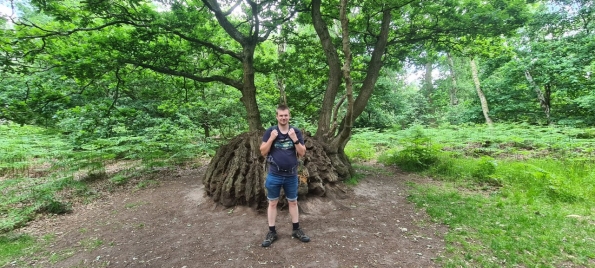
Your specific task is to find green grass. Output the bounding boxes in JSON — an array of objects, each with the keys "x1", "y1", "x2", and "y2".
[
  {"x1": 349, "y1": 123, "x2": 595, "y2": 267},
  {"x1": 345, "y1": 139, "x2": 376, "y2": 161},
  {"x1": 345, "y1": 128, "x2": 402, "y2": 161},
  {"x1": 0, "y1": 176, "x2": 79, "y2": 232},
  {"x1": 0, "y1": 233, "x2": 36, "y2": 266},
  {"x1": 408, "y1": 184, "x2": 595, "y2": 267}
]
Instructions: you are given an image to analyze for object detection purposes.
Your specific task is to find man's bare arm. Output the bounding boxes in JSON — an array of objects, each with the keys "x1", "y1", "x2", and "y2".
[
  {"x1": 260, "y1": 140, "x2": 273, "y2": 157},
  {"x1": 295, "y1": 142, "x2": 306, "y2": 157}
]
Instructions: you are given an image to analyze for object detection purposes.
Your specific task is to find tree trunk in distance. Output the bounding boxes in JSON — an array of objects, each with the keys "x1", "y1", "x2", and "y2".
[
  {"x1": 470, "y1": 58, "x2": 493, "y2": 125},
  {"x1": 423, "y1": 61, "x2": 433, "y2": 104},
  {"x1": 277, "y1": 43, "x2": 287, "y2": 105},
  {"x1": 524, "y1": 70, "x2": 551, "y2": 124},
  {"x1": 423, "y1": 60, "x2": 437, "y2": 125},
  {"x1": 447, "y1": 52, "x2": 459, "y2": 106}
]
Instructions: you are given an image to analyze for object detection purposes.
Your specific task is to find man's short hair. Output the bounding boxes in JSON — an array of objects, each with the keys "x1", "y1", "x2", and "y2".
[{"x1": 277, "y1": 104, "x2": 289, "y2": 112}]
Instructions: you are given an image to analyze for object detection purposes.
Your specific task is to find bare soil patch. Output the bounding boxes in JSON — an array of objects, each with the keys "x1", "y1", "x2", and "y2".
[{"x1": 13, "y1": 164, "x2": 448, "y2": 268}]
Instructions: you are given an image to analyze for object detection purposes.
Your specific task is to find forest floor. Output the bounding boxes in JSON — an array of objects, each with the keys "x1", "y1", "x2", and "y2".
[{"x1": 12, "y1": 163, "x2": 449, "y2": 268}]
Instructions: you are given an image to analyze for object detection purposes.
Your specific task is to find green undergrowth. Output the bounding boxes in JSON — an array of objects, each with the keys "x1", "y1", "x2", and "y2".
[
  {"x1": 347, "y1": 123, "x2": 595, "y2": 267},
  {"x1": 408, "y1": 183, "x2": 595, "y2": 267},
  {"x1": 0, "y1": 124, "x2": 211, "y2": 235},
  {"x1": 1, "y1": 123, "x2": 213, "y2": 266},
  {"x1": 347, "y1": 123, "x2": 595, "y2": 162},
  {"x1": 0, "y1": 233, "x2": 37, "y2": 266}
]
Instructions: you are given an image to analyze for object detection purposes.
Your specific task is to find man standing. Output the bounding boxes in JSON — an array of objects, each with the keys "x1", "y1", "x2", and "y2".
[{"x1": 259, "y1": 104, "x2": 310, "y2": 247}]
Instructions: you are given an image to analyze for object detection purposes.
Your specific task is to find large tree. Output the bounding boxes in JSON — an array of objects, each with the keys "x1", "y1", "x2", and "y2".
[
  {"x1": 4, "y1": 0, "x2": 529, "y2": 208},
  {"x1": 176, "y1": 0, "x2": 529, "y2": 207}
]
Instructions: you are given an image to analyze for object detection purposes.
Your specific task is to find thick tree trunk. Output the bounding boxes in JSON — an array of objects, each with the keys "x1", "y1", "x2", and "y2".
[
  {"x1": 202, "y1": 0, "x2": 351, "y2": 208},
  {"x1": 202, "y1": 0, "x2": 263, "y2": 132},
  {"x1": 241, "y1": 44, "x2": 264, "y2": 132},
  {"x1": 470, "y1": 58, "x2": 493, "y2": 125},
  {"x1": 309, "y1": 0, "x2": 355, "y2": 180}
]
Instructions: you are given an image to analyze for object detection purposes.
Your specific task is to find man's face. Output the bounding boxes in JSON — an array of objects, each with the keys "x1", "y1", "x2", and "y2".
[{"x1": 276, "y1": 109, "x2": 290, "y2": 126}]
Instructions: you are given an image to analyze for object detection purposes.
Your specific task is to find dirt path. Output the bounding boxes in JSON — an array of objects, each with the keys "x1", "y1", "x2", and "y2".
[{"x1": 13, "y1": 165, "x2": 448, "y2": 268}]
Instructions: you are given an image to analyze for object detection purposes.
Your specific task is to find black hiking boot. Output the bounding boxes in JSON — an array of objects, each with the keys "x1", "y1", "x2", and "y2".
[
  {"x1": 261, "y1": 231, "x2": 278, "y2": 247},
  {"x1": 291, "y1": 228, "x2": 310, "y2": 242}
]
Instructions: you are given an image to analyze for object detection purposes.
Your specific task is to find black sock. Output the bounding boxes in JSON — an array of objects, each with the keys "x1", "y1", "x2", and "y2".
[
  {"x1": 269, "y1": 226, "x2": 276, "y2": 233},
  {"x1": 292, "y1": 222, "x2": 299, "y2": 230}
]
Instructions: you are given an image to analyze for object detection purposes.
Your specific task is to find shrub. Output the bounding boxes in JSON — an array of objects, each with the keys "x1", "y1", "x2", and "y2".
[
  {"x1": 379, "y1": 127, "x2": 440, "y2": 172},
  {"x1": 38, "y1": 200, "x2": 72, "y2": 215},
  {"x1": 427, "y1": 152, "x2": 467, "y2": 182},
  {"x1": 109, "y1": 174, "x2": 129, "y2": 185},
  {"x1": 471, "y1": 156, "x2": 501, "y2": 186},
  {"x1": 345, "y1": 141, "x2": 375, "y2": 161}
]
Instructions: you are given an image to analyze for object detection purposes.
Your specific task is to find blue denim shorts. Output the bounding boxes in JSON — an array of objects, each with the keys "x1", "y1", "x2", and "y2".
[{"x1": 265, "y1": 173, "x2": 298, "y2": 202}]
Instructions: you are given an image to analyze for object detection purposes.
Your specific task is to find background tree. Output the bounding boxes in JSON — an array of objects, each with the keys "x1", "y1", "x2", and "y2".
[
  {"x1": 426, "y1": 0, "x2": 595, "y2": 126},
  {"x1": 469, "y1": 57, "x2": 493, "y2": 125}
]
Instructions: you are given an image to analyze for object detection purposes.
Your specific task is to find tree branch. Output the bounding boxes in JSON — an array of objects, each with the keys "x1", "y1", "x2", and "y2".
[
  {"x1": 201, "y1": 0, "x2": 247, "y2": 44},
  {"x1": 331, "y1": 0, "x2": 355, "y2": 149},
  {"x1": 169, "y1": 30, "x2": 242, "y2": 61},
  {"x1": 312, "y1": 0, "x2": 342, "y2": 141},
  {"x1": 15, "y1": 19, "x2": 142, "y2": 40},
  {"x1": 328, "y1": 94, "x2": 346, "y2": 136},
  {"x1": 123, "y1": 60, "x2": 243, "y2": 90},
  {"x1": 350, "y1": 7, "x2": 391, "y2": 120}
]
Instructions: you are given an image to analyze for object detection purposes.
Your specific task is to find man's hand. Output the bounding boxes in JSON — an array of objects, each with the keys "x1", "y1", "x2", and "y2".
[
  {"x1": 288, "y1": 128, "x2": 298, "y2": 142},
  {"x1": 261, "y1": 129, "x2": 278, "y2": 157},
  {"x1": 269, "y1": 129, "x2": 279, "y2": 142}
]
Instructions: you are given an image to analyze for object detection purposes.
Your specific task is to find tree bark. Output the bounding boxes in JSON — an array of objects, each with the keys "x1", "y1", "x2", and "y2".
[
  {"x1": 333, "y1": 5, "x2": 391, "y2": 149},
  {"x1": 422, "y1": 60, "x2": 436, "y2": 125},
  {"x1": 202, "y1": 0, "x2": 263, "y2": 132},
  {"x1": 470, "y1": 58, "x2": 493, "y2": 125},
  {"x1": 337, "y1": 0, "x2": 354, "y2": 152},
  {"x1": 309, "y1": 0, "x2": 354, "y2": 180},
  {"x1": 311, "y1": 0, "x2": 343, "y2": 140},
  {"x1": 240, "y1": 44, "x2": 265, "y2": 132},
  {"x1": 312, "y1": 1, "x2": 391, "y2": 180},
  {"x1": 203, "y1": 131, "x2": 343, "y2": 208},
  {"x1": 348, "y1": 8, "x2": 391, "y2": 125},
  {"x1": 423, "y1": 61, "x2": 433, "y2": 104}
]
